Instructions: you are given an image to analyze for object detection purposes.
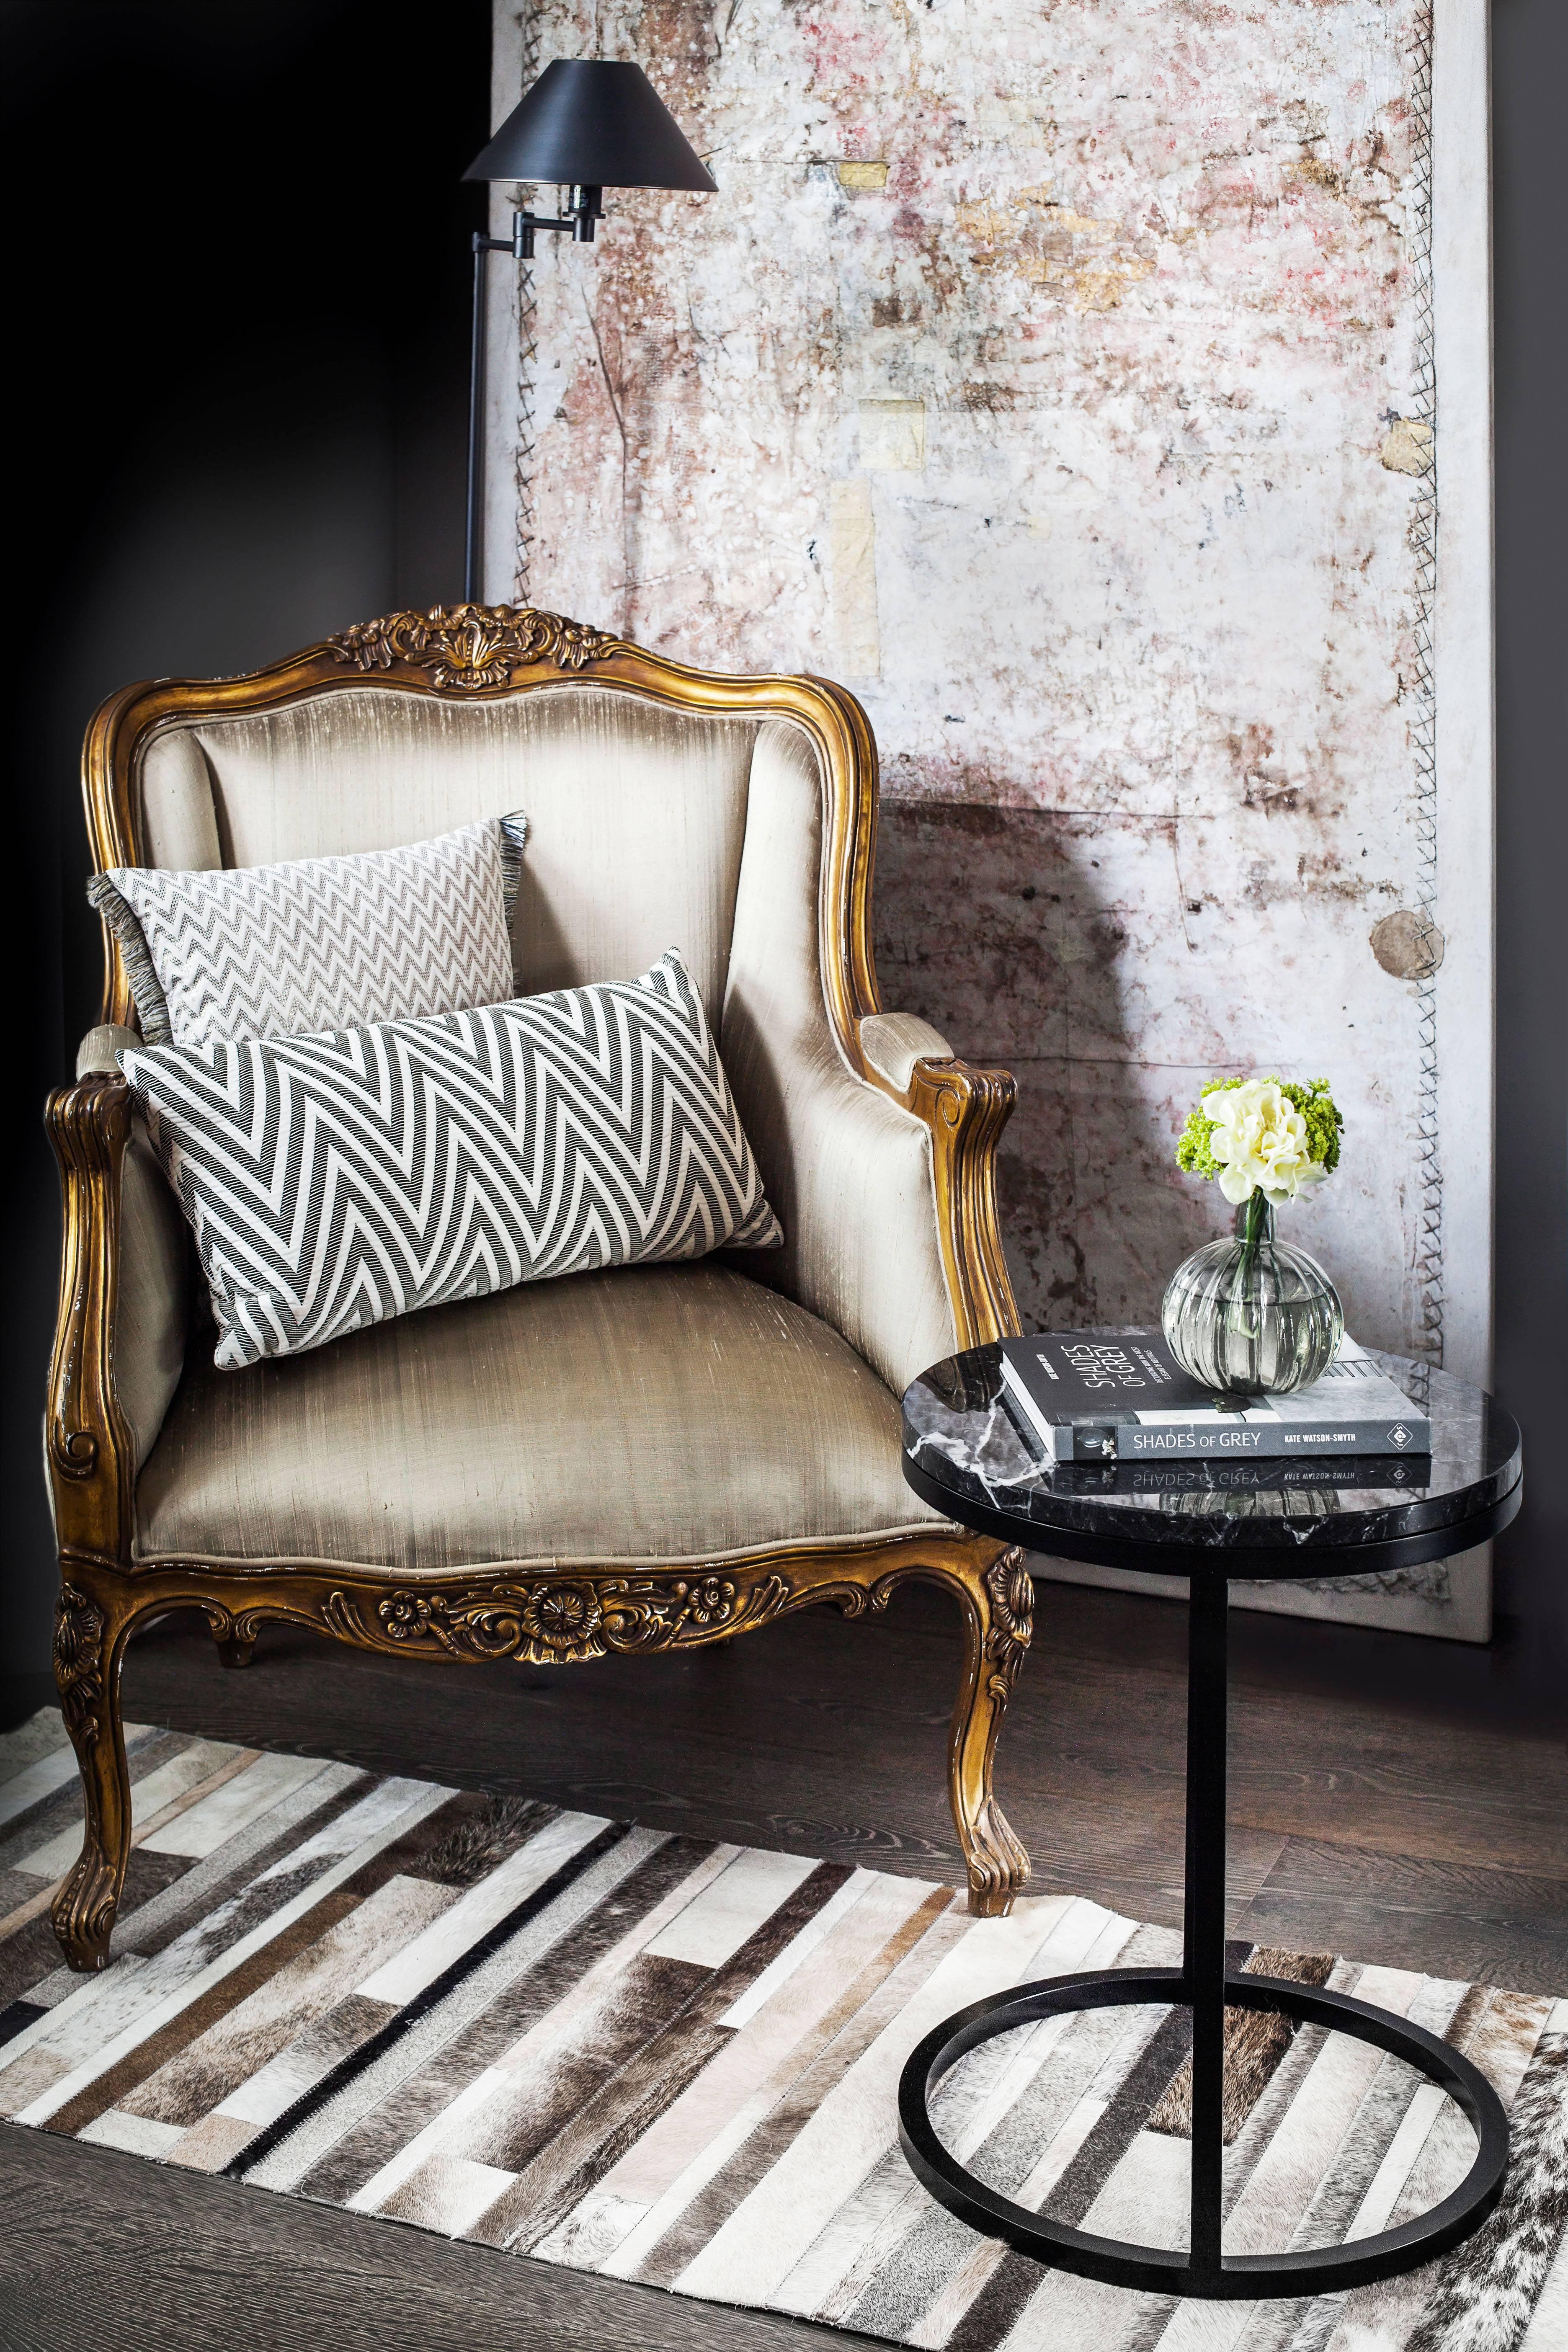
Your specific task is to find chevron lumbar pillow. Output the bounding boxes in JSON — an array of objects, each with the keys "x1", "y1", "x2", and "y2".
[
  {"x1": 117, "y1": 948, "x2": 783, "y2": 1369},
  {"x1": 89, "y1": 812, "x2": 529, "y2": 1048}
]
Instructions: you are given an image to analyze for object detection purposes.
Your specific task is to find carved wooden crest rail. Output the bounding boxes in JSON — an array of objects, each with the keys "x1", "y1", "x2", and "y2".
[{"x1": 328, "y1": 603, "x2": 621, "y2": 690}]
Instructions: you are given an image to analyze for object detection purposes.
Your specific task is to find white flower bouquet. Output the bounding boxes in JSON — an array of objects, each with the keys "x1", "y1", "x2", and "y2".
[{"x1": 1177, "y1": 1076, "x2": 1343, "y2": 1214}]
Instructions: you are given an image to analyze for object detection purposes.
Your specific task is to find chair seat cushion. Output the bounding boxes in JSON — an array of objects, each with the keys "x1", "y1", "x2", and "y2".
[{"x1": 134, "y1": 1264, "x2": 944, "y2": 1572}]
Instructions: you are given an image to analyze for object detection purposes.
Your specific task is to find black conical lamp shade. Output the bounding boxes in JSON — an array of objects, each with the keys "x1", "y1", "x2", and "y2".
[{"x1": 463, "y1": 59, "x2": 717, "y2": 191}]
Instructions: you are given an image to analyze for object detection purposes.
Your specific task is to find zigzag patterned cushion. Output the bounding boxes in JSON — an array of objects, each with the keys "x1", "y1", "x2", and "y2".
[
  {"x1": 118, "y1": 949, "x2": 783, "y2": 1369},
  {"x1": 90, "y1": 813, "x2": 528, "y2": 1047}
]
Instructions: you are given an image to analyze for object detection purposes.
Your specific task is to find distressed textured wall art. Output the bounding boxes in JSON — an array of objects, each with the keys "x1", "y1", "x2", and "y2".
[{"x1": 485, "y1": 0, "x2": 1493, "y2": 1636}]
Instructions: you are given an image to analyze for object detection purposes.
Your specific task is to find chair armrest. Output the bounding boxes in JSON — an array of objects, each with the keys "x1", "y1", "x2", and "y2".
[
  {"x1": 856, "y1": 1017, "x2": 1021, "y2": 1362},
  {"x1": 46, "y1": 1054, "x2": 190, "y2": 1565},
  {"x1": 721, "y1": 715, "x2": 1019, "y2": 1395},
  {"x1": 47, "y1": 1075, "x2": 137, "y2": 1565},
  {"x1": 725, "y1": 1009, "x2": 1019, "y2": 1396}
]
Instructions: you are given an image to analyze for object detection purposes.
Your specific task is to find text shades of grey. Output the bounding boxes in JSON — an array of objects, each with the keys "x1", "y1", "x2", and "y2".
[{"x1": 119, "y1": 947, "x2": 783, "y2": 1367}]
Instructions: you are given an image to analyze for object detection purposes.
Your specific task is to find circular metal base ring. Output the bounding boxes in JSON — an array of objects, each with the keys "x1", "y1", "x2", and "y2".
[{"x1": 897, "y1": 1967, "x2": 1509, "y2": 2301}]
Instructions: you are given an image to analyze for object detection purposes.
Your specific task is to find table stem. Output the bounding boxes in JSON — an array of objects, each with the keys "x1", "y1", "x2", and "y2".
[{"x1": 1184, "y1": 1576, "x2": 1230, "y2": 2281}]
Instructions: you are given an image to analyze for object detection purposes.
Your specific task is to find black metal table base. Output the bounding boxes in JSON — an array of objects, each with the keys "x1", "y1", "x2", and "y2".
[
  {"x1": 897, "y1": 1965, "x2": 1509, "y2": 2300},
  {"x1": 896, "y1": 1577, "x2": 1509, "y2": 2301}
]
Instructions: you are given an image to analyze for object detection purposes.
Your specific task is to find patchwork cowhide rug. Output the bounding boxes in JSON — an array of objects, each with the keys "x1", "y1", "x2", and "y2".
[{"x1": 2, "y1": 1710, "x2": 1565, "y2": 2351}]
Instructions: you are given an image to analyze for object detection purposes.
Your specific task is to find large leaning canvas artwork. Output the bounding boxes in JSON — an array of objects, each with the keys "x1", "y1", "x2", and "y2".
[{"x1": 482, "y1": 0, "x2": 1493, "y2": 1638}]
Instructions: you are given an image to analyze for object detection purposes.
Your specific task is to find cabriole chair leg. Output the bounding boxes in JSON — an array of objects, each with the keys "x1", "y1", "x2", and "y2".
[
  {"x1": 949, "y1": 1548, "x2": 1034, "y2": 1916},
  {"x1": 50, "y1": 1578, "x2": 134, "y2": 1973}
]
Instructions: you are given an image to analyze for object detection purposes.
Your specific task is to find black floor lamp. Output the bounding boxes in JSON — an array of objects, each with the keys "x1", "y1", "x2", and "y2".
[{"x1": 460, "y1": 59, "x2": 717, "y2": 603}]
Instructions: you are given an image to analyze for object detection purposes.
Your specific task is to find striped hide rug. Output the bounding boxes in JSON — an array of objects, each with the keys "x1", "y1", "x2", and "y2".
[{"x1": 2, "y1": 1711, "x2": 1565, "y2": 2351}]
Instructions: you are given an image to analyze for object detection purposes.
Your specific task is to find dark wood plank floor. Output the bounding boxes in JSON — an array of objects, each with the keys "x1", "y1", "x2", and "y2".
[{"x1": 3, "y1": 1582, "x2": 1564, "y2": 2351}]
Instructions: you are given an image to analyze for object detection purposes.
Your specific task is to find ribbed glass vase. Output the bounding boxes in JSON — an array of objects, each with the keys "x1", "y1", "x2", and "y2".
[{"x1": 1161, "y1": 1193, "x2": 1343, "y2": 1398}]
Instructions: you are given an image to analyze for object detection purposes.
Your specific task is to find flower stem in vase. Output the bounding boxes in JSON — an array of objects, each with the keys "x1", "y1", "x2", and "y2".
[{"x1": 1241, "y1": 1188, "x2": 1270, "y2": 1256}]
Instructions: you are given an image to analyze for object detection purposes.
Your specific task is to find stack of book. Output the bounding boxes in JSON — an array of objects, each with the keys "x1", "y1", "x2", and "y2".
[{"x1": 998, "y1": 1330, "x2": 1430, "y2": 1468}]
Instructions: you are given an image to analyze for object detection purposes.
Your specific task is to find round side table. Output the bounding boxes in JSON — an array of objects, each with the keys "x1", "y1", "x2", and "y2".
[{"x1": 898, "y1": 1341, "x2": 1523, "y2": 2301}]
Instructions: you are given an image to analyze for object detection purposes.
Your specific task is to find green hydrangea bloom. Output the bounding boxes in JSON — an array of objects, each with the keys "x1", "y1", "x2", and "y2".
[
  {"x1": 1278, "y1": 1077, "x2": 1344, "y2": 1174},
  {"x1": 1176, "y1": 1105, "x2": 1223, "y2": 1178}
]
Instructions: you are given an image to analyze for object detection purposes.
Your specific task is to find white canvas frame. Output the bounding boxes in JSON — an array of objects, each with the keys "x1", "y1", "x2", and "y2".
[{"x1": 481, "y1": 0, "x2": 1496, "y2": 1641}]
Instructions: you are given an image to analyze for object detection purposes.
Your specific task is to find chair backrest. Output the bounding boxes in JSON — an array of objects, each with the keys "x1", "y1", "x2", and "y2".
[
  {"x1": 86, "y1": 604, "x2": 883, "y2": 1055},
  {"x1": 137, "y1": 680, "x2": 759, "y2": 1027},
  {"x1": 81, "y1": 608, "x2": 983, "y2": 1401}
]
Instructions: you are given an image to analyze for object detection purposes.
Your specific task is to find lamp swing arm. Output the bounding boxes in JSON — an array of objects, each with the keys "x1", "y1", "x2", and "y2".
[
  {"x1": 464, "y1": 184, "x2": 605, "y2": 603},
  {"x1": 480, "y1": 181, "x2": 606, "y2": 261}
]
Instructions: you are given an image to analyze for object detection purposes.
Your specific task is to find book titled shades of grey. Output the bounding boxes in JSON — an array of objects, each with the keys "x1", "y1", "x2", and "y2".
[{"x1": 999, "y1": 1330, "x2": 1432, "y2": 1462}]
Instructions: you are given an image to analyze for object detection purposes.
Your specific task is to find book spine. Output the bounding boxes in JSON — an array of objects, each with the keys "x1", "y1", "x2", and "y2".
[
  {"x1": 997, "y1": 1365, "x2": 1076, "y2": 1459},
  {"x1": 1119, "y1": 1419, "x2": 1432, "y2": 1460}
]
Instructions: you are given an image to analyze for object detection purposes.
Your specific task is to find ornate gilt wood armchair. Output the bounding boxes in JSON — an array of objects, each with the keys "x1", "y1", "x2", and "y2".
[{"x1": 45, "y1": 604, "x2": 1032, "y2": 1973}]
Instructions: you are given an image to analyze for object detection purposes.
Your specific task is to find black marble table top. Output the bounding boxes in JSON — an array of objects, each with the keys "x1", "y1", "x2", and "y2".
[{"x1": 901, "y1": 1342, "x2": 1523, "y2": 1581}]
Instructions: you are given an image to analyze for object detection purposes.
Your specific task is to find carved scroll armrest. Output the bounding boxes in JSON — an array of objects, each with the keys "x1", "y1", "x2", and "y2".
[
  {"x1": 46, "y1": 1074, "x2": 137, "y2": 1567},
  {"x1": 856, "y1": 1014, "x2": 1021, "y2": 1352}
]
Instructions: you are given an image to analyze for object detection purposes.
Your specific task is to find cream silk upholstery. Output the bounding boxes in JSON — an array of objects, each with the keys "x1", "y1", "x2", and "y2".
[
  {"x1": 720, "y1": 722, "x2": 956, "y2": 1399},
  {"x1": 114, "y1": 682, "x2": 959, "y2": 1565},
  {"x1": 77, "y1": 1024, "x2": 188, "y2": 1474},
  {"x1": 135, "y1": 1265, "x2": 942, "y2": 1572},
  {"x1": 859, "y1": 1011, "x2": 955, "y2": 1095}
]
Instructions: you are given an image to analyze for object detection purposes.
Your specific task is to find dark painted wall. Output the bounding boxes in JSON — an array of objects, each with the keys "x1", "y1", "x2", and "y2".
[
  {"x1": 1492, "y1": 0, "x2": 1568, "y2": 1703},
  {"x1": 3, "y1": 0, "x2": 490, "y2": 1691}
]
